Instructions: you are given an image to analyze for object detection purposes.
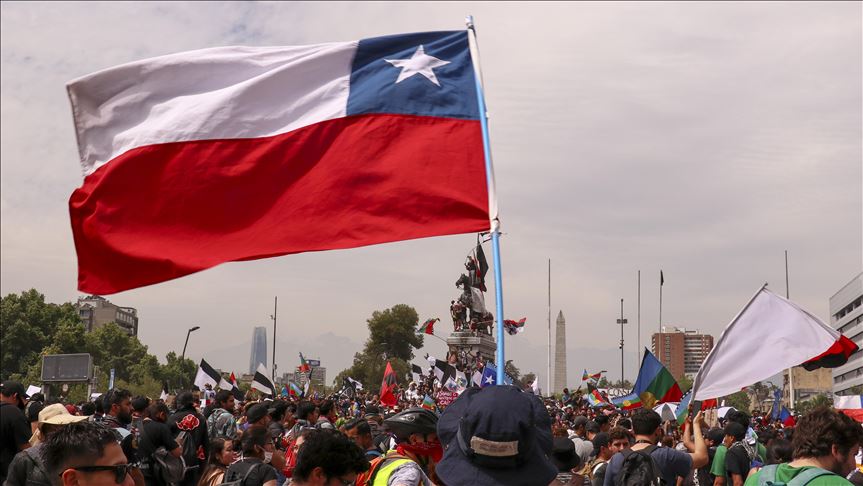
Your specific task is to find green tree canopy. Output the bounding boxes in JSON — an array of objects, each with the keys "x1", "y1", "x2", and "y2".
[
  {"x1": 335, "y1": 304, "x2": 422, "y2": 393},
  {"x1": 1, "y1": 289, "x2": 81, "y2": 380}
]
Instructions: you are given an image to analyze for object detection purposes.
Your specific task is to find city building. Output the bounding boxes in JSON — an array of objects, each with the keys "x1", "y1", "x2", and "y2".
[
  {"x1": 76, "y1": 295, "x2": 139, "y2": 336},
  {"x1": 281, "y1": 366, "x2": 326, "y2": 389},
  {"x1": 651, "y1": 326, "x2": 714, "y2": 379},
  {"x1": 783, "y1": 366, "x2": 833, "y2": 405},
  {"x1": 249, "y1": 326, "x2": 268, "y2": 375},
  {"x1": 554, "y1": 311, "x2": 567, "y2": 394},
  {"x1": 831, "y1": 272, "x2": 863, "y2": 396}
]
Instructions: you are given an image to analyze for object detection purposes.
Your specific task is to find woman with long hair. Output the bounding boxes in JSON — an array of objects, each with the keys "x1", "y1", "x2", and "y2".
[{"x1": 197, "y1": 437, "x2": 237, "y2": 486}]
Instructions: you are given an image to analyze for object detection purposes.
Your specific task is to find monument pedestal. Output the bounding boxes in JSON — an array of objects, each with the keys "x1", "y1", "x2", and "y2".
[{"x1": 445, "y1": 331, "x2": 497, "y2": 369}]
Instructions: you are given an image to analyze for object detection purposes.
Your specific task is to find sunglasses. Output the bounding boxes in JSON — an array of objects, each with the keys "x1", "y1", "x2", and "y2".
[{"x1": 65, "y1": 464, "x2": 134, "y2": 483}]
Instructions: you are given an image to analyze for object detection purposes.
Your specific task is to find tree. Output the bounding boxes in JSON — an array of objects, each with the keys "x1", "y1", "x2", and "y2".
[
  {"x1": 335, "y1": 305, "x2": 422, "y2": 393},
  {"x1": 724, "y1": 391, "x2": 751, "y2": 412},
  {"x1": 521, "y1": 373, "x2": 537, "y2": 389},
  {"x1": 1, "y1": 289, "x2": 81, "y2": 380},
  {"x1": 158, "y1": 352, "x2": 197, "y2": 392},
  {"x1": 795, "y1": 394, "x2": 832, "y2": 415},
  {"x1": 597, "y1": 377, "x2": 610, "y2": 388},
  {"x1": 85, "y1": 323, "x2": 154, "y2": 383},
  {"x1": 677, "y1": 375, "x2": 693, "y2": 394}
]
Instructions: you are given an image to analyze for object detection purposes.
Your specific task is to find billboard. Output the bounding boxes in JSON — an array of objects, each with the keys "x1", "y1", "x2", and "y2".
[
  {"x1": 307, "y1": 359, "x2": 321, "y2": 367},
  {"x1": 41, "y1": 353, "x2": 93, "y2": 382}
]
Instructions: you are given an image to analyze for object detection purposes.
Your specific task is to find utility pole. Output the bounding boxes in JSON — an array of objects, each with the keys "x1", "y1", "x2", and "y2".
[
  {"x1": 637, "y1": 270, "x2": 641, "y2": 364},
  {"x1": 786, "y1": 251, "x2": 794, "y2": 410},
  {"x1": 617, "y1": 299, "x2": 628, "y2": 385},
  {"x1": 547, "y1": 258, "x2": 551, "y2": 396},
  {"x1": 271, "y1": 297, "x2": 278, "y2": 382}
]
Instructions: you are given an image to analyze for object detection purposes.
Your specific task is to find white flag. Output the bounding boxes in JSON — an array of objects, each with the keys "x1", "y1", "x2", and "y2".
[
  {"x1": 251, "y1": 363, "x2": 275, "y2": 396},
  {"x1": 693, "y1": 287, "x2": 857, "y2": 400}
]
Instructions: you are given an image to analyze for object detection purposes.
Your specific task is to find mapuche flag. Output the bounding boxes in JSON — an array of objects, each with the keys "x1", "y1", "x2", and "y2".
[
  {"x1": 628, "y1": 348, "x2": 683, "y2": 409},
  {"x1": 380, "y1": 361, "x2": 398, "y2": 407},
  {"x1": 67, "y1": 31, "x2": 495, "y2": 294}
]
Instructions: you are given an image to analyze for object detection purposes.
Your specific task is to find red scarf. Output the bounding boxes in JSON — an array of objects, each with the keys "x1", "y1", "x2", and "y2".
[{"x1": 396, "y1": 441, "x2": 443, "y2": 463}]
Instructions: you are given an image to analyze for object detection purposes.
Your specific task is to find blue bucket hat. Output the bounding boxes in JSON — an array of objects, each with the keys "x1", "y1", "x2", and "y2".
[{"x1": 436, "y1": 385, "x2": 556, "y2": 486}]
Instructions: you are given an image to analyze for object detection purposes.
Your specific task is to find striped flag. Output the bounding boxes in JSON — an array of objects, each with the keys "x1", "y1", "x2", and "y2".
[
  {"x1": 503, "y1": 318, "x2": 526, "y2": 335},
  {"x1": 251, "y1": 363, "x2": 275, "y2": 396},
  {"x1": 299, "y1": 353, "x2": 311, "y2": 373},
  {"x1": 417, "y1": 318, "x2": 439, "y2": 335},
  {"x1": 194, "y1": 359, "x2": 221, "y2": 390},
  {"x1": 66, "y1": 31, "x2": 492, "y2": 295},
  {"x1": 421, "y1": 395, "x2": 436, "y2": 410}
]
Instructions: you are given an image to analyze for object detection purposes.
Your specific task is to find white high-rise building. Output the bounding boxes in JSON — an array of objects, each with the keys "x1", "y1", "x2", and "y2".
[{"x1": 830, "y1": 272, "x2": 863, "y2": 396}]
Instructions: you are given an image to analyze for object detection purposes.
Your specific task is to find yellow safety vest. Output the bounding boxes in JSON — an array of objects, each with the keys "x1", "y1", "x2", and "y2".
[{"x1": 370, "y1": 454, "x2": 414, "y2": 486}]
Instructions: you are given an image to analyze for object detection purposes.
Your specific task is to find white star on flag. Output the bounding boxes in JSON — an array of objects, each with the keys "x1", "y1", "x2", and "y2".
[
  {"x1": 385, "y1": 45, "x2": 450, "y2": 87},
  {"x1": 484, "y1": 375, "x2": 495, "y2": 385}
]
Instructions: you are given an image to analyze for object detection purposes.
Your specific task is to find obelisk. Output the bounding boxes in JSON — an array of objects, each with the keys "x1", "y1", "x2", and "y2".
[{"x1": 554, "y1": 310, "x2": 567, "y2": 394}]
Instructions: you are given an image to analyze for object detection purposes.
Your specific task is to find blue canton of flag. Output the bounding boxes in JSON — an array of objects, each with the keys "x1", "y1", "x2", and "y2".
[
  {"x1": 346, "y1": 31, "x2": 479, "y2": 119},
  {"x1": 481, "y1": 364, "x2": 497, "y2": 387}
]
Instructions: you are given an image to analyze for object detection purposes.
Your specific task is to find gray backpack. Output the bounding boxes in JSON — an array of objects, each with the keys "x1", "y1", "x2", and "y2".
[{"x1": 756, "y1": 464, "x2": 834, "y2": 486}]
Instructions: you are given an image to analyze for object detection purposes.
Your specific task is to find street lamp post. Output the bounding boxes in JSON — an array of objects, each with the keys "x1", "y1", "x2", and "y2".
[
  {"x1": 181, "y1": 326, "x2": 200, "y2": 361},
  {"x1": 616, "y1": 299, "x2": 627, "y2": 385}
]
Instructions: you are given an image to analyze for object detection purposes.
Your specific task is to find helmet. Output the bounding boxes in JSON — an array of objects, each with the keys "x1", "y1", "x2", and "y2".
[{"x1": 383, "y1": 407, "x2": 438, "y2": 438}]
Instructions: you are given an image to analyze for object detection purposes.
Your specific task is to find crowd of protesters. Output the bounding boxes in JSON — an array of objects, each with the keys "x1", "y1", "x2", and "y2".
[{"x1": 1, "y1": 376, "x2": 862, "y2": 486}]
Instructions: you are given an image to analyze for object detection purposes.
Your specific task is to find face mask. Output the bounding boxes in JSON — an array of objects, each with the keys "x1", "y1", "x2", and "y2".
[{"x1": 263, "y1": 451, "x2": 273, "y2": 463}]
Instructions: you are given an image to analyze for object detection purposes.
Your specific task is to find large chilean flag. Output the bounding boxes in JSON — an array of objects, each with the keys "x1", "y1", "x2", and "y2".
[{"x1": 67, "y1": 31, "x2": 493, "y2": 294}]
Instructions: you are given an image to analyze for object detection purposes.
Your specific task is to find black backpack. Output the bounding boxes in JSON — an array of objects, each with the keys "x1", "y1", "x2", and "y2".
[{"x1": 615, "y1": 445, "x2": 665, "y2": 486}]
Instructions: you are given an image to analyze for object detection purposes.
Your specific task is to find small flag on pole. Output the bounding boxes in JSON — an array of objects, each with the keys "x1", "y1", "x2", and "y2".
[
  {"x1": 194, "y1": 359, "x2": 221, "y2": 390},
  {"x1": 299, "y1": 353, "x2": 311, "y2": 373},
  {"x1": 417, "y1": 318, "x2": 439, "y2": 335},
  {"x1": 503, "y1": 317, "x2": 526, "y2": 335},
  {"x1": 251, "y1": 364, "x2": 275, "y2": 396}
]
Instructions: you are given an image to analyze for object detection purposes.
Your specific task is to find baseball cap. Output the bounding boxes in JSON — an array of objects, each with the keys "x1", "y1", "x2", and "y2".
[
  {"x1": 551, "y1": 437, "x2": 582, "y2": 472},
  {"x1": 572, "y1": 415, "x2": 589, "y2": 429},
  {"x1": 0, "y1": 381, "x2": 28, "y2": 400},
  {"x1": 592, "y1": 431, "x2": 610, "y2": 450},
  {"x1": 437, "y1": 385, "x2": 557, "y2": 486},
  {"x1": 39, "y1": 403, "x2": 88, "y2": 425},
  {"x1": 246, "y1": 403, "x2": 269, "y2": 423}
]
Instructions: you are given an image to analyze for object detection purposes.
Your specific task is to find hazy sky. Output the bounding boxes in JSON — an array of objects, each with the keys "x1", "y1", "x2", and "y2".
[{"x1": 2, "y1": 2, "x2": 860, "y2": 391}]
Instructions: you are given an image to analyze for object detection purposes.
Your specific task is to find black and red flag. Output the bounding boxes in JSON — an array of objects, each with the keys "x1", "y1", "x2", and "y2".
[{"x1": 380, "y1": 361, "x2": 398, "y2": 407}]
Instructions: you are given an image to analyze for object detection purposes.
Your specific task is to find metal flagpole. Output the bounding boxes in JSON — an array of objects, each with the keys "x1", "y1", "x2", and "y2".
[
  {"x1": 786, "y1": 250, "x2": 794, "y2": 410},
  {"x1": 271, "y1": 296, "x2": 278, "y2": 382},
  {"x1": 548, "y1": 259, "x2": 552, "y2": 395},
  {"x1": 637, "y1": 270, "x2": 641, "y2": 365},
  {"x1": 467, "y1": 15, "x2": 506, "y2": 386}
]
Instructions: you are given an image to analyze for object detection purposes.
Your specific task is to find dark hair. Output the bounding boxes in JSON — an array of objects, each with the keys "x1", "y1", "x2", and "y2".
[
  {"x1": 31, "y1": 393, "x2": 45, "y2": 402},
  {"x1": 792, "y1": 407, "x2": 863, "y2": 458},
  {"x1": 618, "y1": 418, "x2": 632, "y2": 430},
  {"x1": 131, "y1": 395, "x2": 150, "y2": 412},
  {"x1": 270, "y1": 402, "x2": 288, "y2": 422},
  {"x1": 608, "y1": 427, "x2": 631, "y2": 443},
  {"x1": 766, "y1": 438, "x2": 793, "y2": 465},
  {"x1": 726, "y1": 410, "x2": 751, "y2": 428},
  {"x1": 593, "y1": 432, "x2": 610, "y2": 450},
  {"x1": 344, "y1": 419, "x2": 371, "y2": 436},
  {"x1": 586, "y1": 421, "x2": 601, "y2": 434},
  {"x1": 102, "y1": 389, "x2": 131, "y2": 410},
  {"x1": 147, "y1": 402, "x2": 169, "y2": 421},
  {"x1": 176, "y1": 391, "x2": 195, "y2": 409},
  {"x1": 240, "y1": 425, "x2": 271, "y2": 455},
  {"x1": 42, "y1": 421, "x2": 119, "y2": 477},
  {"x1": 724, "y1": 422, "x2": 747, "y2": 442},
  {"x1": 81, "y1": 402, "x2": 96, "y2": 416},
  {"x1": 631, "y1": 409, "x2": 662, "y2": 436},
  {"x1": 292, "y1": 430, "x2": 369, "y2": 482},
  {"x1": 215, "y1": 390, "x2": 233, "y2": 407},
  {"x1": 319, "y1": 400, "x2": 335, "y2": 417},
  {"x1": 296, "y1": 401, "x2": 316, "y2": 420},
  {"x1": 94, "y1": 399, "x2": 104, "y2": 415}
]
